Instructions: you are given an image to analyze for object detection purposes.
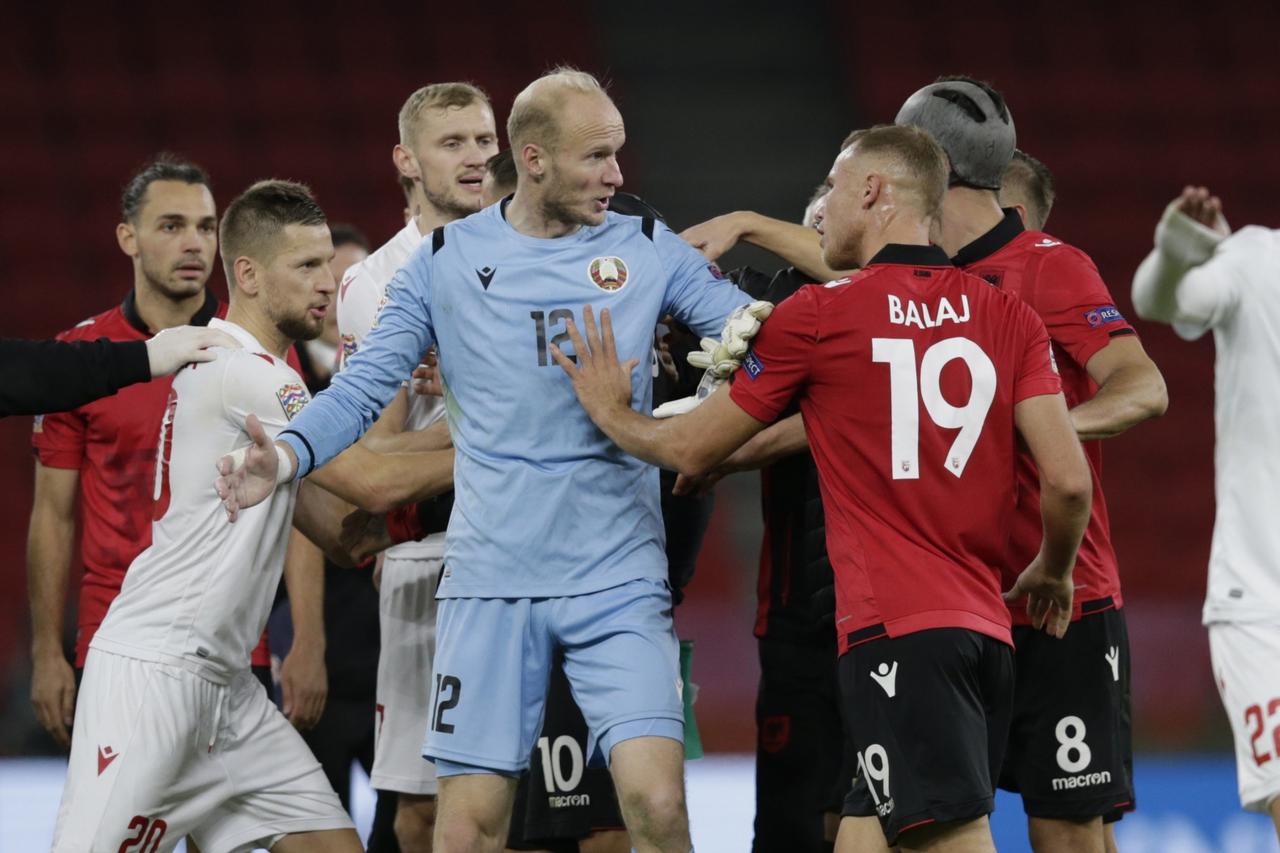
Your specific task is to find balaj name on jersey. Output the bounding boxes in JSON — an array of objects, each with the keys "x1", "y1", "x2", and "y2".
[{"x1": 887, "y1": 294, "x2": 971, "y2": 330}]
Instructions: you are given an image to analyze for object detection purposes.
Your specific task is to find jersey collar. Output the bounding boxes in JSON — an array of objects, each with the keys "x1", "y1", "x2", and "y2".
[
  {"x1": 866, "y1": 243, "x2": 952, "y2": 267},
  {"x1": 121, "y1": 288, "x2": 219, "y2": 335},
  {"x1": 950, "y1": 208, "x2": 1024, "y2": 268}
]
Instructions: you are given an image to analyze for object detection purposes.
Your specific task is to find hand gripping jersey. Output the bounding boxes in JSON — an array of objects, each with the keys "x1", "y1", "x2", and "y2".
[
  {"x1": 337, "y1": 218, "x2": 446, "y2": 561},
  {"x1": 27, "y1": 291, "x2": 280, "y2": 668},
  {"x1": 91, "y1": 319, "x2": 309, "y2": 683},
  {"x1": 729, "y1": 244, "x2": 1061, "y2": 655},
  {"x1": 279, "y1": 202, "x2": 750, "y2": 598},
  {"x1": 954, "y1": 209, "x2": 1135, "y2": 623}
]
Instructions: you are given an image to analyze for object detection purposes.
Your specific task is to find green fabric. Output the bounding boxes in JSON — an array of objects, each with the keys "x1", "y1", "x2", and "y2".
[{"x1": 680, "y1": 639, "x2": 703, "y2": 759}]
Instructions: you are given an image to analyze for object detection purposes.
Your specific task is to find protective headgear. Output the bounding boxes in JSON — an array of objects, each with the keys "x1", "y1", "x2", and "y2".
[{"x1": 895, "y1": 79, "x2": 1015, "y2": 190}]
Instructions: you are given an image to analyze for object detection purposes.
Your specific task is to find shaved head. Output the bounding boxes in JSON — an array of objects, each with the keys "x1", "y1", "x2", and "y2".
[{"x1": 507, "y1": 67, "x2": 612, "y2": 158}]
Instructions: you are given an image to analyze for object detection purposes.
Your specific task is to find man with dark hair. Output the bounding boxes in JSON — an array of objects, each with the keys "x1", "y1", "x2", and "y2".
[
  {"x1": 52, "y1": 179, "x2": 364, "y2": 853},
  {"x1": 482, "y1": 149, "x2": 518, "y2": 206},
  {"x1": 898, "y1": 75, "x2": 1167, "y2": 853},
  {"x1": 551, "y1": 123, "x2": 1091, "y2": 853},
  {"x1": 25, "y1": 154, "x2": 285, "y2": 752},
  {"x1": 1000, "y1": 150, "x2": 1056, "y2": 232}
]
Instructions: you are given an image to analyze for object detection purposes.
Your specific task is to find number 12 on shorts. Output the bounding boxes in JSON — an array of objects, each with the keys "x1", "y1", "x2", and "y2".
[{"x1": 431, "y1": 673, "x2": 461, "y2": 734}]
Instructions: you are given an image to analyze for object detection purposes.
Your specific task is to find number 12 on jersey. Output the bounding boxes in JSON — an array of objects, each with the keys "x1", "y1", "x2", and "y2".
[{"x1": 872, "y1": 337, "x2": 996, "y2": 480}]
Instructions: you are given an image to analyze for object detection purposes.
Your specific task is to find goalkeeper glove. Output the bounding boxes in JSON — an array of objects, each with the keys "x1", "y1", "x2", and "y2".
[{"x1": 652, "y1": 301, "x2": 773, "y2": 419}]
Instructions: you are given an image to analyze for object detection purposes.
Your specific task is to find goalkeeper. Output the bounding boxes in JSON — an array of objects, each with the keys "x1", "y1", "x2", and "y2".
[{"x1": 216, "y1": 68, "x2": 770, "y2": 853}]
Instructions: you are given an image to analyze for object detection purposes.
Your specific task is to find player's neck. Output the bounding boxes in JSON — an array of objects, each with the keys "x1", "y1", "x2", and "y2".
[
  {"x1": 132, "y1": 280, "x2": 208, "y2": 334},
  {"x1": 858, "y1": 215, "x2": 932, "y2": 267},
  {"x1": 414, "y1": 204, "x2": 450, "y2": 237},
  {"x1": 225, "y1": 305, "x2": 292, "y2": 360},
  {"x1": 936, "y1": 189, "x2": 1005, "y2": 257},
  {"x1": 504, "y1": 190, "x2": 580, "y2": 239}
]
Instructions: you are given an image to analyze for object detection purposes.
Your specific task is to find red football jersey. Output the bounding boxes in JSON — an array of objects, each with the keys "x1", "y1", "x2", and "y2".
[
  {"x1": 31, "y1": 291, "x2": 272, "y2": 667},
  {"x1": 955, "y1": 211, "x2": 1135, "y2": 623},
  {"x1": 729, "y1": 244, "x2": 1061, "y2": 654}
]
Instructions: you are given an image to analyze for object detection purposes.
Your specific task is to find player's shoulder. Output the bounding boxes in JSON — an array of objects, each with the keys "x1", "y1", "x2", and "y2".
[
  {"x1": 56, "y1": 302, "x2": 130, "y2": 342},
  {"x1": 1016, "y1": 229, "x2": 1100, "y2": 272},
  {"x1": 1219, "y1": 224, "x2": 1276, "y2": 254},
  {"x1": 355, "y1": 220, "x2": 427, "y2": 284}
]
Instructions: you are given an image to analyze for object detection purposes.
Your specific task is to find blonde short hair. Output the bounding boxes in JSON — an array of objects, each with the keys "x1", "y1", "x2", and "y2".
[
  {"x1": 398, "y1": 82, "x2": 491, "y2": 147},
  {"x1": 843, "y1": 124, "x2": 949, "y2": 219},
  {"x1": 507, "y1": 66, "x2": 608, "y2": 153}
]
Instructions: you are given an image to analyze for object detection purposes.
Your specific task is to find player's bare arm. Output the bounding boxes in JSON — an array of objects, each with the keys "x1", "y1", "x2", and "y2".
[
  {"x1": 26, "y1": 462, "x2": 80, "y2": 748},
  {"x1": 672, "y1": 413, "x2": 807, "y2": 496},
  {"x1": 1007, "y1": 393, "x2": 1093, "y2": 638},
  {"x1": 552, "y1": 305, "x2": 767, "y2": 476},
  {"x1": 1069, "y1": 336, "x2": 1168, "y2": 441},
  {"x1": 279, "y1": 529, "x2": 328, "y2": 730},
  {"x1": 215, "y1": 413, "x2": 454, "y2": 520},
  {"x1": 681, "y1": 210, "x2": 851, "y2": 282},
  {"x1": 362, "y1": 399, "x2": 453, "y2": 454}
]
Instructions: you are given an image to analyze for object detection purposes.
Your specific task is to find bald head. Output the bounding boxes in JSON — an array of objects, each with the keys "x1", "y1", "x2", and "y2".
[{"x1": 507, "y1": 67, "x2": 613, "y2": 156}]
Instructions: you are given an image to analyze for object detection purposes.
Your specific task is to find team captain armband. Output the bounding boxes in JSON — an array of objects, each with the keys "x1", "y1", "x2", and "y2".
[{"x1": 385, "y1": 491, "x2": 455, "y2": 544}]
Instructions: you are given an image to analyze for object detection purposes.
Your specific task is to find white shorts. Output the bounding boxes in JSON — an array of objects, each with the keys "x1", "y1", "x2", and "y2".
[
  {"x1": 1209, "y1": 621, "x2": 1280, "y2": 813},
  {"x1": 371, "y1": 554, "x2": 442, "y2": 795},
  {"x1": 53, "y1": 648, "x2": 352, "y2": 853}
]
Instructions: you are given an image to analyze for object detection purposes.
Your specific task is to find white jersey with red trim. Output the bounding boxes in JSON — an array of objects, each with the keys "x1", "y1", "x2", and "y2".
[
  {"x1": 337, "y1": 218, "x2": 445, "y2": 560},
  {"x1": 91, "y1": 319, "x2": 307, "y2": 684}
]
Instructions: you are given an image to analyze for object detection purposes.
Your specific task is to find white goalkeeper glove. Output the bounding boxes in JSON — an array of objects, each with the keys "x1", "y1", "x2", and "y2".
[{"x1": 652, "y1": 301, "x2": 773, "y2": 418}]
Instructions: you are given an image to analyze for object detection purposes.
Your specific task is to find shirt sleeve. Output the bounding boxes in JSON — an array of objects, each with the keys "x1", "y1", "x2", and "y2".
[
  {"x1": 1012, "y1": 303, "x2": 1063, "y2": 403},
  {"x1": 728, "y1": 285, "x2": 819, "y2": 423},
  {"x1": 220, "y1": 352, "x2": 309, "y2": 441},
  {"x1": 1027, "y1": 246, "x2": 1137, "y2": 370},
  {"x1": 654, "y1": 221, "x2": 752, "y2": 338},
  {"x1": 1165, "y1": 225, "x2": 1266, "y2": 339},
  {"x1": 277, "y1": 247, "x2": 437, "y2": 477},
  {"x1": 1, "y1": 337, "x2": 149, "y2": 418}
]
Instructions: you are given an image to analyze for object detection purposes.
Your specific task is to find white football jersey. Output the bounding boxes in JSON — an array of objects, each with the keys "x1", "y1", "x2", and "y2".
[
  {"x1": 91, "y1": 319, "x2": 308, "y2": 683},
  {"x1": 337, "y1": 219, "x2": 446, "y2": 560},
  {"x1": 1146, "y1": 226, "x2": 1280, "y2": 623}
]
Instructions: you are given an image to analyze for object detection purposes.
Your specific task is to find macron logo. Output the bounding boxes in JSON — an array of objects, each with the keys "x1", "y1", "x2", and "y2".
[
  {"x1": 97, "y1": 745, "x2": 120, "y2": 775},
  {"x1": 870, "y1": 662, "x2": 898, "y2": 698},
  {"x1": 1033, "y1": 238, "x2": 1062, "y2": 248}
]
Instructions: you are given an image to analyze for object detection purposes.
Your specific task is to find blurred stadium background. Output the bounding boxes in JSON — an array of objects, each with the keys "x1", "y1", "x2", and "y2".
[{"x1": 2, "y1": 2, "x2": 1278, "y2": 849}]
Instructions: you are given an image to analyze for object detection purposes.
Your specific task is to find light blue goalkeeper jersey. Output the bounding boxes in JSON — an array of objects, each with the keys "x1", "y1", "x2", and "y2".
[{"x1": 279, "y1": 202, "x2": 750, "y2": 598}]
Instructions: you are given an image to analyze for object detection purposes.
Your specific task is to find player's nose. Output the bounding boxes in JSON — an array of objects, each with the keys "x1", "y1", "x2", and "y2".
[{"x1": 604, "y1": 158, "x2": 623, "y2": 189}]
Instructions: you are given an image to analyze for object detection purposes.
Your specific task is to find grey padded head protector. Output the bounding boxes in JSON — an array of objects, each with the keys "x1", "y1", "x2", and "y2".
[{"x1": 895, "y1": 80, "x2": 1015, "y2": 190}]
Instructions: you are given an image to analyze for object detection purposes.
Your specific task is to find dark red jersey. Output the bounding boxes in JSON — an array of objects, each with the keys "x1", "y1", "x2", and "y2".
[
  {"x1": 954, "y1": 210, "x2": 1135, "y2": 623},
  {"x1": 31, "y1": 290, "x2": 272, "y2": 667},
  {"x1": 730, "y1": 244, "x2": 1061, "y2": 654}
]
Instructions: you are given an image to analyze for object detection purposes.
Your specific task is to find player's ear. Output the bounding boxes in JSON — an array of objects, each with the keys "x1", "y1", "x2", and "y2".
[
  {"x1": 863, "y1": 173, "x2": 884, "y2": 210},
  {"x1": 392, "y1": 144, "x2": 421, "y2": 181},
  {"x1": 233, "y1": 256, "x2": 260, "y2": 296},
  {"x1": 522, "y1": 143, "x2": 545, "y2": 183},
  {"x1": 116, "y1": 221, "x2": 138, "y2": 258},
  {"x1": 1011, "y1": 203, "x2": 1029, "y2": 228}
]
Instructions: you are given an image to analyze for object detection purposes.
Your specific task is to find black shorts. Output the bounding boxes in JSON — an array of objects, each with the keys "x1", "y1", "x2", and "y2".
[
  {"x1": 1000, "y1": 603, "x2": 1135, "y2": 820},
  {"x1": 506, "y1": 654, "x2": 625, "y2": 849},
  {"x1": 753, "y1": 636, "x2": 846, "y2": 852},
  {"x1": 840, "y1": 628, "x2": 1013, "y2": 846}
]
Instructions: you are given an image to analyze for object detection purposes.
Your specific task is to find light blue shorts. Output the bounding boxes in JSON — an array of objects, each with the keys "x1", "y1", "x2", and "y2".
[{"x1": 422, "y1": 577, "x2": 684, "y2": 776}]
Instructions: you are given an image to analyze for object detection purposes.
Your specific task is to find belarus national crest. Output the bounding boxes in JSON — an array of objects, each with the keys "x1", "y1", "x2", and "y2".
[
  {"x1": 276, "y1": 382, "x2": 309, "y2": 421},
  {"x1": 588, "y1": 256, "x2": 629, "y2": 292}
]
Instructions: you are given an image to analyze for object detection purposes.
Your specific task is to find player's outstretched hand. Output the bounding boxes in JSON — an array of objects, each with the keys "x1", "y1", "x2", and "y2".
[
  {"x1": 550, "y1": 306, "x2": 639, "y2": 422},
  {"x1": 679, "y1": 212, "x2": 747, "y2": 262},
  {"x1": 145, "y1": 325, "x2": 241, "y2": 377},
  {"x1": 1173, "y1": 185, "x2": 1229, "y2": 235},
  {"x1": 30, "y1": 653, "x2": 77, "y2": 748},
  {"x1": 1004, "y1": 556, "x2": 1074, "y2": 639},
  {"x1": 214, "y1": 414, "x2": 286, "y2": 522},
  {"x1": 340, "y1": 507, "x2": 393, "y2": 563}
]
